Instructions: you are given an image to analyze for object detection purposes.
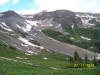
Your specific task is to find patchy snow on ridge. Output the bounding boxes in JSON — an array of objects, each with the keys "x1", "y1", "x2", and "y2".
[
  {"x1": 21, "y1": 43, "x2": 28, "y2": 47},
  {"x1": 26, "y1": 51, "x2": 38, "y2": 55},
  {"x1": 18, "y1": 36, "x2": 39, "y2": 47},
  {"x1": 1, "y1": 22, "x2": 9, "y2": 28},
  {"x1": 76, "y1": 14, "x2": 97, "y2": 19},
  {"x1": 16, "y1": 21, "x2": 33, "y2": 32},
  {"x1": 23, "y1": 20, "x2": 43, "y2": 32},
  {"x1": 71, "y1": 24, "x2": 74, "y2": 29},
  {"x1": 25, "y1": 22, "x2": 32, "y2": 31},
  {"x1": 40, "y1": 46, "x2": 45, "y2": 50},
  {"x1": 76, "y1": 14, "x2": 97, "y2": 26},
  {"x1": 0, "y1": 22, "x2": 13, "y2": 32},
  {"x1": 16, "y1": 24, "x2": 22, "y2": 29},
  {"x1": 96, "y1": 19, "x2": 100, "y2": 22},
  {"x1": 16, "y1": 23, "x2": 32, "y2": 32},
  {"x1": 26, "y1": 20, "x2": 38, "y2": 26},
  {"x1": 55, "y1": 24, "x2": 61, "y2": 28},
  {"x1": 0, "y1": 24, "x2": 13, "y2": 31},
  {"x1": 27, "y1": 51, "x2": 34, "y2": 54},
  {"x1": 80, "y1": 36, "x2": 91, "y2": 41}
]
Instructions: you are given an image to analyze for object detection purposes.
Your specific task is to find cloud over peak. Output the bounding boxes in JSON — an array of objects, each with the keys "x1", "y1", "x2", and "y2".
[
  {"x1": 0, "y1": 0, "x2": 10, "y2": 5},
  {"x1": 35, "y1": 0, "x2": 100, "y2": 13}
]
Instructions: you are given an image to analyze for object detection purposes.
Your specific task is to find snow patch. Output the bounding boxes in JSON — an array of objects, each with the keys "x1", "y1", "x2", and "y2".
[
  {"x1": 90, "y1": 46, "x2": 94, "y2": 48},
  {"x1": 40, "y1": 46, "x2": 44, "y2": 50},
  {"x1": 16, "y1": 57, "x2": 28, "y2": 60},
  {"x1": 76, "y1": 14, "x2": 97, "y2": 19},
  {"x1": 26, "y1": 20, "x2": 38, "y2": 26},
  {"x1": 16, "y1": 57, "x2": 23, "y2": 59},
  {"x1": 70, "y1": 37, "x2": 75, "y2": 40},
  {"x1": 21, "y1": 43, "x2": 28, "y2": 47},
  {"x1": 26, "y1": 51, "x2": 38, "y2": 55},
  {"x1": 16, "y1": 22, "x2": 32, "y2": 32},
  {"x1": 2, "y1": 41, "x2": 9, "y2": 46},
  {"x1": 49, "y1": 67, "x2": 57, "y2": 70},
  {"x1": 72, "y1": 24, "x2": 74, "y2": 29},
  {"x1": 97, "y1": 54, "x2": 100, "y2": 60},
  {"x1": 18, "y1": 36, "x2": 39, "y2": 47},
  {"x1": 25, "y1": 53, "x2": 32, "y2": 55},
  {"x1": 16, "y1": 24, "x2": 21, "y2": 29},
  {"x1": 55, "y1": 24, "x2": 61, "y2": 28},
  {"x1": 80, "y1": 36, "x2": 91, "y2": 41},
  {"x1": 96, "y1": 19, "x2": 100, "y2": 22},
  {"x1": 1, "y1": 22, "x2": 9, "y2": 28},
  {"x1": 42, "y1": 57, "x2": 48, "y2": 60},
  {"x1": 27, "y1": 51, "x2": 34, "y2": 54},
  {"x1": 0, "y1": 22, "x2": 13, "y2": 32},
  {"x1": 76, "y1": 14, "x2": 97, "y2": 26},
  {"x1": 24, "y1": 22, "x2": 32, "y2": 31}
]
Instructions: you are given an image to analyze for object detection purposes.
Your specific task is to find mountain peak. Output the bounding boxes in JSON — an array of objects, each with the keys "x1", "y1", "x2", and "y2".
[
  {"x1": 0, "y1": 10, "x2": 20, "y2": 18},
  {"x1": 33, "y1": 10, "x2": 81, "y2": 27}
]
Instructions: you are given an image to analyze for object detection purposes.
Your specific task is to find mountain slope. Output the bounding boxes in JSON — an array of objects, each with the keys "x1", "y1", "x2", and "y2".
[
  {"x1": 0, "y1": 10, "x2": 98, "y2": 59},
  {"x1": 31, "y1": 10, "x2": 100, "y2": 54},
  {"x1": 0, "y1": 40, "x2": 100, "y2": 75}
]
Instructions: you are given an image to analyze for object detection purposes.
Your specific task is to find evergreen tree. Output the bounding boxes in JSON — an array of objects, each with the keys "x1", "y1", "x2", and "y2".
[
  {"x1": 69, "y1": 56, "x2": 74, "y2": 63},
  {"x1": 74, "y1": 51, "x2": 80, "y2": 61},
  {"x1": 85, "y1": 54, "x2": 88, "y2": 64},
  {"x1": 93, "y1": 56, "x2": 97, "y2": 66}
]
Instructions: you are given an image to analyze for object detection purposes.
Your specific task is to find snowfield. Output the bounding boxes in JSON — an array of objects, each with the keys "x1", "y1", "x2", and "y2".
[
  {"x1": 18, "y1": 36, "x2": 39, "y2": 47},
  {"x1": 80, "y1": 36, "x2": 91, "y2": 41},
  {"x1": 0, "y1": 22, "x2": 13, "y2": 32}
]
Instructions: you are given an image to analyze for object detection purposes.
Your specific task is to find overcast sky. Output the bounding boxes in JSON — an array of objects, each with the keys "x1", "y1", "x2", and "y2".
[{"x1": 0, "y1": 0, "x2": 100, "y2": 14}]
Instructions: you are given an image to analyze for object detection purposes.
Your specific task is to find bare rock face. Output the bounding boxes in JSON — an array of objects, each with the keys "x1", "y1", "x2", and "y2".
[
  {"x1": 0, "y1": 11, "x2": 22, "y2": 19},
  {"x1": 0, "y1": 10, "x2": 26, "y2": 30},
  {"x1": 33, "y1": 10, "x2": 82, "y2": 28},
  {"x1": 32, "y1": 10, "x2": 100, "y2": 29}
]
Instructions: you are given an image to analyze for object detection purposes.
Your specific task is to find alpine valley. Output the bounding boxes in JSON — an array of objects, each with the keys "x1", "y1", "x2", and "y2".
[{"x1": 0, "y1": 10, "x2": 100, "y2": 75}]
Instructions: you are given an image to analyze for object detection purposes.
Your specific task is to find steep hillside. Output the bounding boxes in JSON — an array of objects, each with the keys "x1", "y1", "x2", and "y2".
[
  {"x1": 31, "y1": 10, "x2": 100, "y2": 54},
  {"x1": 0, "y1": 9, "x2": 100, "y2": 75},
  {"x1": 0, "y1": 40, "x2": 100, "y2": 75},
  {"x1": 0, "y1": 10, "x2": 98, "y2": 59}
]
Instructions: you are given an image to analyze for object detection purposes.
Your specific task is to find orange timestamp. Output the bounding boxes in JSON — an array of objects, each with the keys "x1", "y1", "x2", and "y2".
[{"x1": 74, "y1": 64, "x2": 94, "y2": 68}]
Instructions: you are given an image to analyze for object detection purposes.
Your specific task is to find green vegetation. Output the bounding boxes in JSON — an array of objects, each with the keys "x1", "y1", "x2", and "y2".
[
  {"x1": 89, "y1": 18, "x2": 100, "y2": 27},
  {"x1": 0, "y1": 41, "x2": 25, "y2": 58},
  {"x1": 42, "y1": 24, "x2": 100, "y2": 53},
  {"x1": 68, "y1": 51, "x2": 100, "y2": 68},
  {"x1": 71, "y1": 26, "x2": 100, "y2": 53},
  {"x1": 74, "y1": 51, "x2": 81, "y2": 61},
  {"x1": 85, "y1": 54, "x2": 88, "y2": 64},
  {"x1": 42, "y1": 29, "x2": 72, "y2": 43},
  {"x1": 0, "y1": 40, "x2": 100, "y2": 75},
  {"x1": 14, "y1": 29, "x2": 28, "y2": 37},
  {"x1": 8, "y1": 33, "x2": 18, "y2": 39},
  {"x1": 93, "y1": 56, "x2": 98, "y2": 66}
]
